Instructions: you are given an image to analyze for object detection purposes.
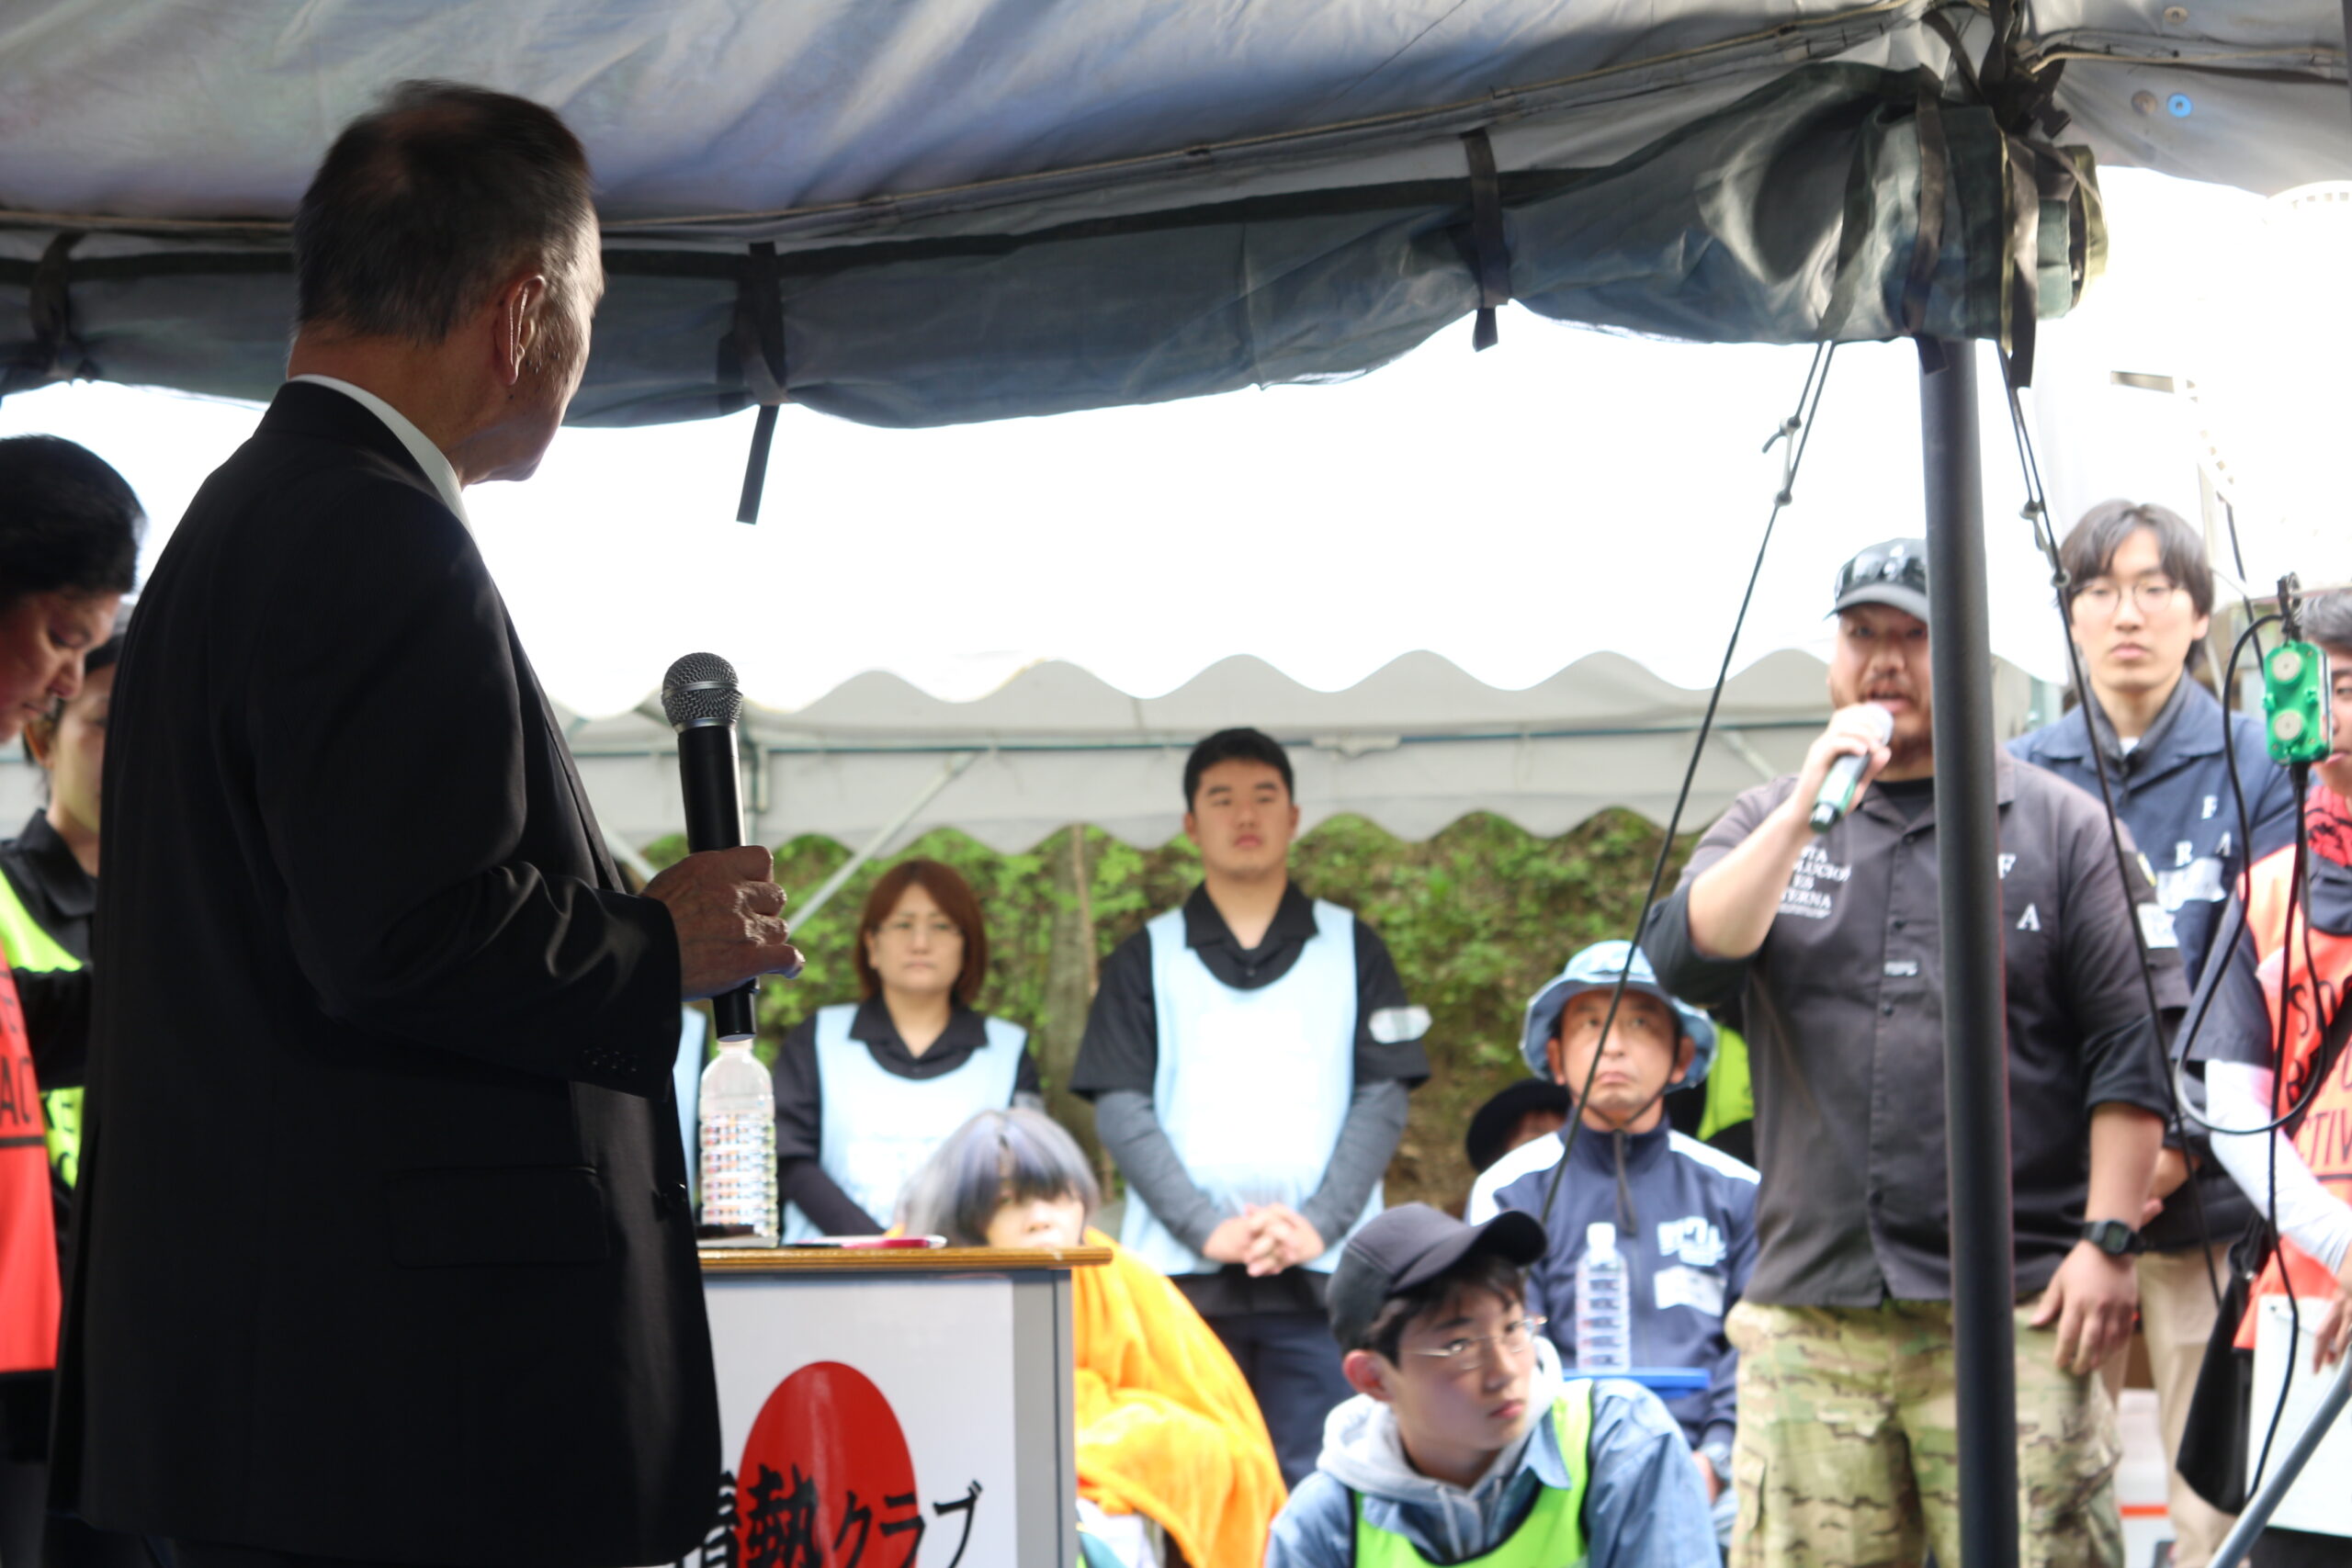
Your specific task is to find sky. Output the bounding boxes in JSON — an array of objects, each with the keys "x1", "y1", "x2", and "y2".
[{"x1": 1, "y1": 166, "x2": 2339, "y2": 719}]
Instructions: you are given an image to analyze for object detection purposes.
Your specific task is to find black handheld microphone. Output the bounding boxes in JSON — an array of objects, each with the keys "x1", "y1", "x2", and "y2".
[
  {"x1": 1808, "y1": 702, "x2": 1894, "y2": 832},
  {"x1": 662, "y1": 652, "x2": 764, "y2": 1043}
]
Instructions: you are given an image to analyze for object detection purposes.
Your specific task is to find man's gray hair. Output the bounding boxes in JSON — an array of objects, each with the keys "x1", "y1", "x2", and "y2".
[
  {"x1": 898, "y1": 1109, "x2": 1100, "y2": 1245},
  {"x1": 292, "y1": 81, "x2": 594, "y2": 344}
]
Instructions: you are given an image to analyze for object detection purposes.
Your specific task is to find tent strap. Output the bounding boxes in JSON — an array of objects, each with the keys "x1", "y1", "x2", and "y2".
[
  {"x1": 1461, "y1": 131, "x2": 1512, "y2": 352},
  {"x1": 3, "y1": 231, "x2": 89, "y2": 398},
  {"x1": 728, "y1": 240, "x2": 788, "y2": 524}
]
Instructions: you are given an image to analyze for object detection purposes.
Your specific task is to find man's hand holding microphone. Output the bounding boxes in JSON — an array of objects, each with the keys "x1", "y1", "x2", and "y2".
[
  {"x1": 1684, "y1": 702, "x2": 1893, "y2": 962},
  {"x1": 645, "y1": 845, "x2": 802, "y2": 999}
]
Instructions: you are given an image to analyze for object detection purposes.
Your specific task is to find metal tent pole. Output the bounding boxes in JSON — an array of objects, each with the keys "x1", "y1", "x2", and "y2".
[{"x1": 1921, "y1": 339, "x2": 2020, "y2": 1568}]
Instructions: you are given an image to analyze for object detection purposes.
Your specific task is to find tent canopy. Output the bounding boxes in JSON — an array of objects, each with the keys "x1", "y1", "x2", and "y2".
[{"x1": 5, "y1": 3, "x2": 2342, "y2": 430}]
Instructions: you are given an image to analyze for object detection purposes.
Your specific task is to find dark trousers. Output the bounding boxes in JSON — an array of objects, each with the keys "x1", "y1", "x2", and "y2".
[
  {"x1": 2250, "y1": 1529, "x2": 2352, "y2": 1567},
  {"x1": 160, "y1": 1548, "x2": 487, "y2": 1568},
  {"x1": 1205, "y1": 1309, "x2": 1355, "y2": 1490}
]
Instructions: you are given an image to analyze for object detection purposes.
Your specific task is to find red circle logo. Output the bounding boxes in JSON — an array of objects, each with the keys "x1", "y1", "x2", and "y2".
[{"x1": 736, "y1": 1361, "x2": 919, "y2": 1565}]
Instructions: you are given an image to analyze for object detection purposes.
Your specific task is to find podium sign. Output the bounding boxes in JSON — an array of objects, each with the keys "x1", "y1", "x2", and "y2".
[
  {"x1": 683, "y1": 1246, "x2": 1107, "y2": 1567},
  {"x1": 2249, "y1": 1295, "x2": 2352, "y2": 1540}
]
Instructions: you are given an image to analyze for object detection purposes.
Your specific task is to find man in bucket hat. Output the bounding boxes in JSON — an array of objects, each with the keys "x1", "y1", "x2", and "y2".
[{"x1": 1466, "y1": 941, "x2": 1758, "y2": 1543}]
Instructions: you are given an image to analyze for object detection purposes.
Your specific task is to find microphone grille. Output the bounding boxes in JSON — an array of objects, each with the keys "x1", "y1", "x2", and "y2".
[{"x1": 662, "y1": 652, "x2": 741, "y2": 728}]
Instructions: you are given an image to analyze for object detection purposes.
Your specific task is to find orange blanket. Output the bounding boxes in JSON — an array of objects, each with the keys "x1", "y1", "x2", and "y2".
[{"x1": 1073, "y1": 1231, "x2": 1286, "y2": 1567}]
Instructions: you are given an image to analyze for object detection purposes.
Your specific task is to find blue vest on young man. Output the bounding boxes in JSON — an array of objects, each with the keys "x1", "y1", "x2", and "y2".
[
  {"x1": 778, "y1": 1002, "x2": 1027, "y2": 1241},
  {"x1": 1121, "y1": 899, "x2": 1380, "y2": 1276}
]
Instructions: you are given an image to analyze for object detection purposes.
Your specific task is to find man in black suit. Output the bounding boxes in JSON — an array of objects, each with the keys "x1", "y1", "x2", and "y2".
[{"x1": 53, "y1": 84, "x2": 801, "y2": 1568}]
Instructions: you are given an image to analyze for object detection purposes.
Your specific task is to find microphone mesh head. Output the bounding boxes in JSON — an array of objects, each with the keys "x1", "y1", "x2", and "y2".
[{"x1": 662, "y1": 652, "x2": 741, "y2": 728}]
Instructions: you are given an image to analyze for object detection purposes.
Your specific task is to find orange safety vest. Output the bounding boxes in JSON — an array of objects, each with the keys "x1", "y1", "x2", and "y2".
[
  {"x1": 2234, "y1": 837, "x2": 2352, "y2": 1348},
  {"x1": 0, "y1": 964, "x2": 58, "y2": 1373}
]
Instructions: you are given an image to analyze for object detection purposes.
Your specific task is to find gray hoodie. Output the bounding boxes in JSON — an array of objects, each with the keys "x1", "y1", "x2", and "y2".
[{"x1": 1265, "y1": 1340, "x2": 1718, "y2": 1566}]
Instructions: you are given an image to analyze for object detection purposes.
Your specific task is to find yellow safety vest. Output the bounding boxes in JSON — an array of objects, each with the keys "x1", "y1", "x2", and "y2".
[{"x1": 1352, "y1": 1380, "x2": 1594, "y2": 1568}]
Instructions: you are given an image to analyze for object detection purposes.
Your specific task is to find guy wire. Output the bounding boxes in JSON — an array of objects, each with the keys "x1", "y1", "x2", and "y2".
[{"x1": 1536, "y1": 343, "x2": 1836, "y2": 1231}]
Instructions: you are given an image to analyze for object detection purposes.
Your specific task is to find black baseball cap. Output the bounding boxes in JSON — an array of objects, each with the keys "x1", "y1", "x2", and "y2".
[
  {"x1": 1464, "y1": 1077, "x2": 1571, "y2": 1176},
  {"x1": 1328, "y1": 1202, "x2": 1548, "y2": 1352},
  {"x1": 1831, "y1": 537, "x2": 1929, "y2": 622}
]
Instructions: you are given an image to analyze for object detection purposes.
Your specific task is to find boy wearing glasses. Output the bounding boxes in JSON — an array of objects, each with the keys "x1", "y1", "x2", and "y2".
[
  {"x1": 2009, "y1": 501, "x2": 2293, "y2": 1565},
  {"x1": 1266, "y1": 1203, "x2": 1714, "y2": 1568},
  {"x1": 1640, "y1": 538, "x2": 2183, "y2": 1568},
  {"x1": 1464, "y1": 942, "x2": 1758, "y2": 1542}
]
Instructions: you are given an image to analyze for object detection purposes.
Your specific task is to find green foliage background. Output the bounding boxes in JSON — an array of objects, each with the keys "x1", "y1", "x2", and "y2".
[{"x1": 650, "y1": 811, "x2": 1693, "y2": 1213}]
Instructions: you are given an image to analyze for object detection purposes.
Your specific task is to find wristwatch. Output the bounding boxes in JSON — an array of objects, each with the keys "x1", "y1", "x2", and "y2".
[{"x1": 2082, "y1": 1219, "x2": 2144, "y2": 1258}]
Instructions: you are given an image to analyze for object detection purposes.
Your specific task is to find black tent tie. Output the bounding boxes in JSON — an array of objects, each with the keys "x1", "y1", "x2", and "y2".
[
  {"x1": 729, "y1": 240, "x2": 787, "y2": 525},
  {"x1": 1461, "y1": 130, "x2": 1512, "y2": 352}
]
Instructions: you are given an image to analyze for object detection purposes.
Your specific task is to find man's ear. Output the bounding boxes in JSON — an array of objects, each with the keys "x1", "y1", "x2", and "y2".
[
  {"x1": 1341, "y1": 1348, "x2": 1393, "y2": 1404},
  {"x1": 492, "y1": 270, "x2": 551, "y2": 388},
  {"x1": 1544, "y1": 1034, "x2": 1568, "y2": 1088},
  {"x1": 1668, "y1": 1035, "x2": 1697, "y2": 1087}
]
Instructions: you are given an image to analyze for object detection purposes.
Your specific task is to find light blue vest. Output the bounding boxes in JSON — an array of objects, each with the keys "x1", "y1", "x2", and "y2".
[
  {"x1": 1122, "y1": 899, "x2": 1379, "y2": 1276},
  {"x1": 779, "y1": 1004, "x2": 1026, "y2": 1242}
]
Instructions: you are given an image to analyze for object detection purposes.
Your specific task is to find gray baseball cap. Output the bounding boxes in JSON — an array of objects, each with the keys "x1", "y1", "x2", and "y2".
[{"x1": 1831, "y1": 537, "x2": 1929, "y2": 622}]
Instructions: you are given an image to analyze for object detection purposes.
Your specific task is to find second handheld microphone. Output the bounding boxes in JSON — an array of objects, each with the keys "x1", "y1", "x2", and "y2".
[
  {"x1": 1808, "y1": 702, "x2": 1894, "y2": 832},
  {"x1": 662, "y1": 651, "x2": 764, "y2": 1043}
]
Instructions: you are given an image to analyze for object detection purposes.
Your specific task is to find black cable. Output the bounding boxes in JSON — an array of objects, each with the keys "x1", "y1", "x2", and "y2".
[
  {"x1": 1534, "y1": 343, "x2": 1836, "y2": 1232},
  {"x1": 1996, "y1": 352, "x2": 2223, "y2": 1305}
]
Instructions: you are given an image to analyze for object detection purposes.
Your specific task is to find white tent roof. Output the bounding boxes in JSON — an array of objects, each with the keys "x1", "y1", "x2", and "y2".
[{"x1": 540, "y1": 647, "x2": 2046, "y2": 854}]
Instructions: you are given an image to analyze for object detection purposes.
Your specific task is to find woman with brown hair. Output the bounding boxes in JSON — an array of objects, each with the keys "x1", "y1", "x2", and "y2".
[{"x1": 773, "y1": 857, "x2": 1043, "y2": 1238}]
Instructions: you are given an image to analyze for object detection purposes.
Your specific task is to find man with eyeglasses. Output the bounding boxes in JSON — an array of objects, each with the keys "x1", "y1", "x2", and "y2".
[
  {"x1": 1639, "y1": 538, "x2": 2184, "y2": 1568},
  {"x1": 2010, "y1": 501, "x2": 2295, "y2": 1566}
]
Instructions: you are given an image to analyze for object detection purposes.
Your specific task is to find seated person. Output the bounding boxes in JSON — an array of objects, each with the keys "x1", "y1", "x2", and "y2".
[
  {"x1": 1464, "y1": 1077, "x2": 1570, "y2": 1185},
  {"x1": 1464, "y1": 942, "x2": 1757, "y2": 1535},
  {"x1": 900, "y1": 1109, "x2": 1285, "y2": 1568},
  {"x1": 1266, "y1": 1203, "x2": 1713, "y2": 1567}
]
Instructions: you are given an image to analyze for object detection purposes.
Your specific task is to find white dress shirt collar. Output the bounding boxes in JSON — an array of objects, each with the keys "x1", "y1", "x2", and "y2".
[{"x1": 288, "y1": 375, "x2": 471, "y2": 530}]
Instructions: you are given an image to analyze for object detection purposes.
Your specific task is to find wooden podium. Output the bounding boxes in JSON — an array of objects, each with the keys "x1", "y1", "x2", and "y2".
[{"x1": 687, "y1": 1244, "x2": 1111, "y2": 1566}]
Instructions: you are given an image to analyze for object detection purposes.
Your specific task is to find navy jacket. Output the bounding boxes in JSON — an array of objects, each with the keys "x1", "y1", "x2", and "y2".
[
  {"x1": 1476, "y1": 1121, "x2": 1757, "y2": 1450},
  {"x1": 2010, "y1": 676, "x2": 2295, "y2": 1250}
]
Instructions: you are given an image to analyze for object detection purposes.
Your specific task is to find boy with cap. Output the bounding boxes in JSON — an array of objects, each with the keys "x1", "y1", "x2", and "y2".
[
  {"x1": 1464, "y1": 942, "x2": 1757, "y2": 1539},
  {"x1": 1267, "y1": 1201, "x2": 1714, "y2": 1567}
]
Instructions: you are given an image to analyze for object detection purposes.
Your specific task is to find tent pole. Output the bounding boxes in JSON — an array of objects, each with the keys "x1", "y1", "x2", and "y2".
[{"x1": 1921, "y1": 339, "x2": 2019, "y2": 1568}]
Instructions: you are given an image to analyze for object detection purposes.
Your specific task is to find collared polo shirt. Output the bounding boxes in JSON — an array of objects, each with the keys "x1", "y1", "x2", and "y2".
[{"x1": 1641, "y1": 750, "x2": 2184, "y2": 1306}]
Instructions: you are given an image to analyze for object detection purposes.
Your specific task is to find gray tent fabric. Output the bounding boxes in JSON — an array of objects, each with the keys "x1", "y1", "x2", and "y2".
[{"x1": 4, "y1": 2, "x2": 2337, "y2": 430}]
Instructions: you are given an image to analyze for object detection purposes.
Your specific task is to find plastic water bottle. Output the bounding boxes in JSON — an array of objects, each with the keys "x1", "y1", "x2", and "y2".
[
  {"x1": 1574, "y1": 1221, "x2": 1632, "y2": 1373},
  {"x1": 697, "y1": 1040, "x2": 777, "y2": 1245}
]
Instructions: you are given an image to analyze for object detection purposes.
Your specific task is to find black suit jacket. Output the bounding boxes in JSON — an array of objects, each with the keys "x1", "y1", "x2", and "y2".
[{"x1": 56, "y1": 383, "x2": 718, "y2": 1565}]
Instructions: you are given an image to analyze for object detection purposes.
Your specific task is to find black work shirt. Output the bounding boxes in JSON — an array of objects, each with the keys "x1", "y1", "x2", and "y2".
[
  {"x1": 773, "y1": 996, "x2": 1042, "y2": 1234},
  {"x1": 0, "y1": 812, "x2": 95, "y2": 962},
  {"x1": 1069, "y1": 883, "x2": 1429, "y2": 1098},
  {"x1": 1641, "y1": 751, "x2": 2183, "y2": 1306}
]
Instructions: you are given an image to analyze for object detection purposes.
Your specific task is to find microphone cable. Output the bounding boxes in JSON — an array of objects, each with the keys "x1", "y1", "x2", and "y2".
[{"x1": 1535, "y1": 343, "x2": 1835, "y2": 1233}]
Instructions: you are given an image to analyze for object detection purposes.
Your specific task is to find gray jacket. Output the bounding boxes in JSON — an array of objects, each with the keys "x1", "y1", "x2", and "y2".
[{"x1": 1264, "y1": 1341, "x2": 1717, "y2": 1566}]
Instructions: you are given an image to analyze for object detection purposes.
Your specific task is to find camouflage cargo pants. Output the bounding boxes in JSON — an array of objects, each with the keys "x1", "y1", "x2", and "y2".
[{"x1": 1725, "y1": 1300, "x2": 2122, "y2": 1568}]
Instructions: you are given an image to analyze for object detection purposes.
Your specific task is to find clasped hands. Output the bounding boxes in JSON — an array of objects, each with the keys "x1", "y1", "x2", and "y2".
[{"x1": 1202, "y1": 1204, "x2": 1327, "y2": 1276}]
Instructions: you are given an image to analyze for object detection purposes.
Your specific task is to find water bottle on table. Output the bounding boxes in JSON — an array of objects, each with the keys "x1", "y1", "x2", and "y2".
[
  {"x1": 1575, "y1": 1221, "x2": 1631, "y2": 1374},
  {"x1": 699, "y1": 1038, "x2": 777, "y2": 1245}
]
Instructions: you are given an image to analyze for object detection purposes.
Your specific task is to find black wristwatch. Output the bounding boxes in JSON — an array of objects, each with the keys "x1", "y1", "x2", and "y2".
[{"x1": 2082, "y1": 1219, "x2": 2144, "y2": 1258}]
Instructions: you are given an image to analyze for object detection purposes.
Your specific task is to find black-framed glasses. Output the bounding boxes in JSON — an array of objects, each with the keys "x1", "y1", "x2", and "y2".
[{"x1": 1835, "y1": 544, "x2": 1928, "y2": 603}]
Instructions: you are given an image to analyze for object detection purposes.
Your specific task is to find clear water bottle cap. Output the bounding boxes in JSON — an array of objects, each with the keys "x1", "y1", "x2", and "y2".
[{"x1": 1586, "y1": 1221, "x2": 1617, "y2": 1258}]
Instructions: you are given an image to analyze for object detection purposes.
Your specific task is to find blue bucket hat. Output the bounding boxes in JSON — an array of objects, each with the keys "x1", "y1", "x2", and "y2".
[{"x1": 1519, "y1": 940, "x2": 1718, "y2": 1085}]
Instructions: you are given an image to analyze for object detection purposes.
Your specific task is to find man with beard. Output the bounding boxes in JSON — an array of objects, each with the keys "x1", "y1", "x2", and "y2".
[{"x1": 1639, "y1": 537, "x2": 2181, "y2": 1568}]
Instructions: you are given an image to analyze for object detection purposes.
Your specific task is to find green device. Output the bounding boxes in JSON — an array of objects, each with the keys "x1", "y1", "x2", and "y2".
[{"x1": 2263, "y1": 638, "x2": 2333, "y2": 765}]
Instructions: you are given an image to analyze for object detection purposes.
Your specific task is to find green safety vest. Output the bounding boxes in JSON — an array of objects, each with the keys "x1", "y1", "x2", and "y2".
[
  {"x1": 1353, "y1": 1379, "x2": 1594, "y2": 1568},
  {"x1": 0, "y1": 864, "x2": 84, "y2": 1187},
  {"x1": 1696, "y1": 1024, "x2": 1752, "y2": 1145}
]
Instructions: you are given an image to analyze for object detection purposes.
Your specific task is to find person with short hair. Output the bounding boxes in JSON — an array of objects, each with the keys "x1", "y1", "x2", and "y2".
[
  {"x1": 1264, "y1": 1202, "x2": 1715, "y2": 1567},
  {"x1": 2009, "y1": 499, "x2": 2293, "y2": 1566},
  {"x1": 772, "y1": 858, "x2": 1044, "y2": 1238},
  {"x1": 59, "y1": 85, "x2": 799, "y2": 1568},
  {"x1": 1464, "y1": 941, "x2": 1758, "y2": 1545},
  {"x1": 1071, "y1": 727, "x2": 1430, "y2": 1488},
  {"x1": 1640, "y1": 537, "x2": 2184, "y2": 1568},
  {"x1": 899, "y1": 1108, "x2": 1287, "y2": 1568},
  {"x1": 2188, "y1": 591, "x2": 2352, "y2": 1568},
  {"x1": 0, "y1": 435, "x2": 138, "y2": 1568}
]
